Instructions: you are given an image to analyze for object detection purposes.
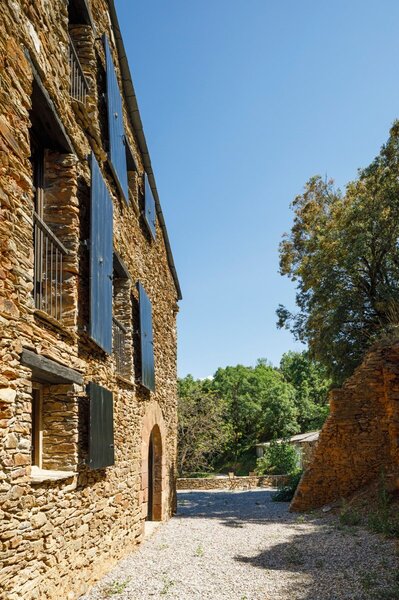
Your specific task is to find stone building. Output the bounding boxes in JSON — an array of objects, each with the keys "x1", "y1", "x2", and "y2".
[
  {"x1": 256, "y1": 431, "x2": 319, "y2": 470},
  {"x1": 0, "y1": 1, "x2": 181, "y2": 598}
]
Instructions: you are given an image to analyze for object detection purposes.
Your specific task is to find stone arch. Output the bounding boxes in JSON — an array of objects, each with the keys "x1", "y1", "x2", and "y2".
[{"x1": 140, "y1": 402, "x2": 167, "y2": 522}]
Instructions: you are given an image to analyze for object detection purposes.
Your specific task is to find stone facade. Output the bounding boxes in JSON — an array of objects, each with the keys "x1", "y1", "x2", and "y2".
[
  {"x1": 291, "y1": 342, "x2": 399, "y2": 512},
  {"x1": 0, "y1": 1, "x2": 180, "y2": 598}
]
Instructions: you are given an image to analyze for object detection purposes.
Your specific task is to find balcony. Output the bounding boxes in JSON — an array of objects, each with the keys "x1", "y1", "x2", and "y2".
[
  {"x1": 69, "y1": 36, "x2": 89, "y2": 104},
  {"x1": 113, "y1": 317, "x2": 130, "y2": 379},
  {"x1": 33, "y1": 212, "x2": 68, "y2": 322}
]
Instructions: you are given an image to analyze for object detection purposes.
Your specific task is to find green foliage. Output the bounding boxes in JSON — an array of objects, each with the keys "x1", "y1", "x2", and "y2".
[
  {"x1": 278, "y1": 123, "x2": 399, "y2": 383},
  {"x1": 177, "y1": 375, "x2": 229, "y2": 475},
  {"x1": 178, "y1": 353, "x2": 331, "y2": 474},
  {"x1": 211, "y1": 362, "x2": 299, "y2": 465},
  {"x1": 339, "y1": 505, "x2": 362, "y2": 527},
  {"x1": 367, "y1": 473, "x2": 399, "y2": 538},
  {"x1": 272, "y1": 470, "x2": 303, "y2": 502},
  {"x1": 280, "y1": 351, "x2": 331, "y2": 430},
  {"x1": 256, "y1": 441, "x2": 299, "y2": 475},
  {"x1": 102, "y1": 578, "x2": 131, "y2": 597}
]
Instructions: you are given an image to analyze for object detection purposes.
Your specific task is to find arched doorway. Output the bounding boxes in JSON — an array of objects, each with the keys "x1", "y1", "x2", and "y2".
[{"x1": 145, "y1": 424, "x2": 162, "y2": 521}]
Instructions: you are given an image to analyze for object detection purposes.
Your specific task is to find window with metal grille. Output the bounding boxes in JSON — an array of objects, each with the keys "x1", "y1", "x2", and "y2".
[
  {"x1": 29, "y1": 65, "x2": 73, "y2": 323},
  {"x1": 112, "y1": 252, "x2": 132, "y2": 380},
  {"x1": 89, "y1": 152, "x2": 113, "y2": 354},
  {"x1": 88, "y1": 382, "x2": 114, "y2": 470},
  {"x1": 138, "y1": 282, "x2": 155, "y2": 391}
]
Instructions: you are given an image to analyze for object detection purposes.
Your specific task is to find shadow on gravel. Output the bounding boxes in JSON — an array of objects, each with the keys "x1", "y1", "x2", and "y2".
[
  {"x1": 176, "y1": 490, "x2": 293, "y2": 528},
  {"x1": 233, "y1": 521, "x2": 399, "y2": 600},
  {"x1": 177, "y1": 491, "x2": 399, "y2": 600}
]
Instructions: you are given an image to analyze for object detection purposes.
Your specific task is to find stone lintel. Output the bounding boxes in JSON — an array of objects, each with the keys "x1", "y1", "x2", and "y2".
[{"x1": 21, "y1": 349, "x2": 83, "y2": 385}]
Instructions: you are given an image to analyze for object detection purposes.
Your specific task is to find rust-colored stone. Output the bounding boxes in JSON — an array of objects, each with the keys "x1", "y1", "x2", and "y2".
[{"x1": 291, "y1": 342, "x2": 399, "y2": 511}]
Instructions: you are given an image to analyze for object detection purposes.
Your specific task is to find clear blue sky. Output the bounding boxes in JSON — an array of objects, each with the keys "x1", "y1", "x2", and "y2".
[{"x1": 115, "y1": 0, "x2": 399, "y2": 379}]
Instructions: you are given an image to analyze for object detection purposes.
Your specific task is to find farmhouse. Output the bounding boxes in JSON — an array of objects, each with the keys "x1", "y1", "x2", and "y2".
[{"x1": 0, "y1": 0, "x2": 181, "y2": 598}]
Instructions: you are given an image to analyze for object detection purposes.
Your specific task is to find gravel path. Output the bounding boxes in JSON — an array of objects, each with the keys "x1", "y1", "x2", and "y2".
[{"x1": 82, "y1": 489, "x2": 399, "y2": 600}]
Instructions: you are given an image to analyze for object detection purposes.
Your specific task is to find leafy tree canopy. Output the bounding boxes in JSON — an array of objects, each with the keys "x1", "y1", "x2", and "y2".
[
  {"x1": 280, "y1": 351, "x2": 331, "y2": 431},
  {"x1": 278, "y1": 122, "x2": 399, "y2": 384},
  {"x1": 177, "y1": 375, "x2": 229, "y2": 476}
]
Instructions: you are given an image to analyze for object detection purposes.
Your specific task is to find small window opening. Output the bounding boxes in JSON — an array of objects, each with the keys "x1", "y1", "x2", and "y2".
[
  {"x1": 31, "y1": 385, "x2": 43, "y2": 468},
  {"x1": 112, "y1": 253, "x2": 132, "y2": 380}
]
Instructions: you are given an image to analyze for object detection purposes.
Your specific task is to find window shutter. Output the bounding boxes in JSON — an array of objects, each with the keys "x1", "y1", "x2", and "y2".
[
  {"x1": 90, "y1": 152, "x2": 113, "y2": 354},
  {"x1": 144, "y1": 173, "x2": 156, "y2": 240},
  {"x1": 104, "y1": 35, "x2": 129, "y2": 203},
  {"x1": 88, "y1": 382, "x2": 114, "y2": 469},
  {"x1": 138, "y1": 282, "x2": 155, "y2": 391}
]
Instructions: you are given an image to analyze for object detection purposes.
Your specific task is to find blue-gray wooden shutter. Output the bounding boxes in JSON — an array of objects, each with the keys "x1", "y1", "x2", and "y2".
[
  {"x1": 138, "y1": 282, "x2": 155, "y2": 391},
  {"x1": 90, "y1": 152, "x2": 113, "y2": 354},
  {"x1": 88, "y1": 382, "x2": 114, "y2": 469},
  {"x1": 144, "y1": 173, "x2": 156, "y2": 240},
  {"x1": 104, "y1": 35, "x2": 129, "y2": 203}
]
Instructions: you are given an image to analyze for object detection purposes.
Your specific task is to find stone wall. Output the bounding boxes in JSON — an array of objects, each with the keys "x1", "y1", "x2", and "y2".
[
  {"x1": 177, "y1": 475, "x2": 288, "y2": 491},
  {"x1": 0, "y1": 1, "x2": 179, "y2": 598},
  {"x1": 291, "y1": 342, "x2": 399, "y2": 512}
]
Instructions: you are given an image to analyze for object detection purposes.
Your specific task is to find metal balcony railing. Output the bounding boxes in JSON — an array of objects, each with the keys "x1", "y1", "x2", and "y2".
[
  {"x1": 69, "y1": 36, "x2": 89, "y2": 104},
  {"x1": 33, "y1": 212, "x2": 68, "y2": 322},
  {"x1": 113, "y1": 317, "x2": 130, "y2": 378}
]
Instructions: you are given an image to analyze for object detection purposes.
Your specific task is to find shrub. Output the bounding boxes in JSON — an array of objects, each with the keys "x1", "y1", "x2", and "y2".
[
  {"x1": 272, "y1": 469, "x2": 303, "y2": 502},
  {"x1": 256, "y1": 440, "x2": 299, "y2": 475}
]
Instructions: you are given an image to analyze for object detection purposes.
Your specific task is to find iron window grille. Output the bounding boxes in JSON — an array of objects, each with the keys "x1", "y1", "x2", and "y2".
[
  {"x1": 33, "y1": 212, "x2": 68, "y2": 321},
  {"x1": 69, "y1": 35, "x2": 89, "y2": 104},
  {"x1": 112, "y1": 316, "x2": 130, "y2": 379}
]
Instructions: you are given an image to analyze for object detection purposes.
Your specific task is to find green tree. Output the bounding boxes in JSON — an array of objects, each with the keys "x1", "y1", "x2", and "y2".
[
  {"x1": 256, "y1": 441, "x2": 299, "y2": 475},
  {"x1": 280, "y1": 351, "x2": 331, "y2": 431},
  {"x1": 211, "y1": 363, "x2": 299, "y2": 465},
  {"x1": 278, "y1": 122, "x2": 399, "y2": 384},
  {"x1": 177, "y1": 375, "x2": 228, "y2": 475}
]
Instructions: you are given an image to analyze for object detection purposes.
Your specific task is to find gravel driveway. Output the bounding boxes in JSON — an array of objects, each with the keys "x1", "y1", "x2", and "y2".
[{"x1": 82, "y1": 489, "x2": 399, "y2": 600}]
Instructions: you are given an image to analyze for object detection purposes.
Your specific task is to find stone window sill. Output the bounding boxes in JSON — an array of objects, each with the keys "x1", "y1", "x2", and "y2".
[
  {"x1": 30, "y1": 466, "x2": 76, "y2": 484},
  {"x1": 34, "y1": 309, "x2": 77, "y2": 342},
  {"x1": 116, "y1": 374, "x2": 135, "y2": 388}
]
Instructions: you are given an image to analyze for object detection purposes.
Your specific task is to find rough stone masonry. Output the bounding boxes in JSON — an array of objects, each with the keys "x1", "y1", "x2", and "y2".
[
  {"x1": 291, "y1": 340, "x2": 399, "y2": 512},
  {"x1": 0, "y1": 1, "x2": 181, "y2": 598}
]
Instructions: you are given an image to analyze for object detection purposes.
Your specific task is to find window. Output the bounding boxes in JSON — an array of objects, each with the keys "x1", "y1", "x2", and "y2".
[
  {"x1": 104, "y1": 35, "x2": 129, "y2": 203},
  {"x1": 88, "y1": 382, "x2": 114, "y2": 470},
  {"x1": 68, "y1": 0, "x2": 91, "y2": 105},
  {"x1": 23, "y1": 350, "x2": 83, "y2": 480},
  {"x1": 138, "y1": 282, "x2": 155, "y2": 391},
  {"x1": 113, "y1": 252, "x2": 132, "y2": 379},
  {"x1": 29, "y1": 63, "x2": 73, "y2": 323},
  {"x1": 31, "y1": 385, "x2": 43, "y2": 468},
  {"x1": 143, "y1": 173, "x2": 156, "y2": 240},
  {"x1": 89, "y1": 152, "x2": 113, "y2": 353},
  {"x1": 68, "y1": 0, "x2": 94, "y2": 27},
  {"x1": 69, "y1": 36, "x2": 89, "y2": 104}
]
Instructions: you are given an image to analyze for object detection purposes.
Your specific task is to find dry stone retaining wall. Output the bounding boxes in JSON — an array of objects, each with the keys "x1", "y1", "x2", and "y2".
[
  {"x1": 291, "y1": 342, "x2": 399, "y2": 512},
  {"x1": 177, "y1": 475, "x2": 288, "y2": 491}
]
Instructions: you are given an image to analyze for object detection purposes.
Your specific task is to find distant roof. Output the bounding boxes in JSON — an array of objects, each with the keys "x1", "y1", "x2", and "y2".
[{"x1": 256, "y1": 431, "x2": 320, "y2": 448}]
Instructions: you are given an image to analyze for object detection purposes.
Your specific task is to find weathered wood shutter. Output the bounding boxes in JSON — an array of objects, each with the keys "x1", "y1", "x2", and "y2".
[
  {"x1": 90, "y1": 152, "x2": 113, "y2": 354},
  {"x1": 88, "y1": 382, "x2": 114, "y2": 469},
  {"x1": 138, "y1": 282, "x2": 155, "y2": 391},
  {"x1": 104, "y1": 35, "x2": 129, "y2": 203},
  {"x1": 144, "y1": 173, "x2": 156, "y2": 240}
]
